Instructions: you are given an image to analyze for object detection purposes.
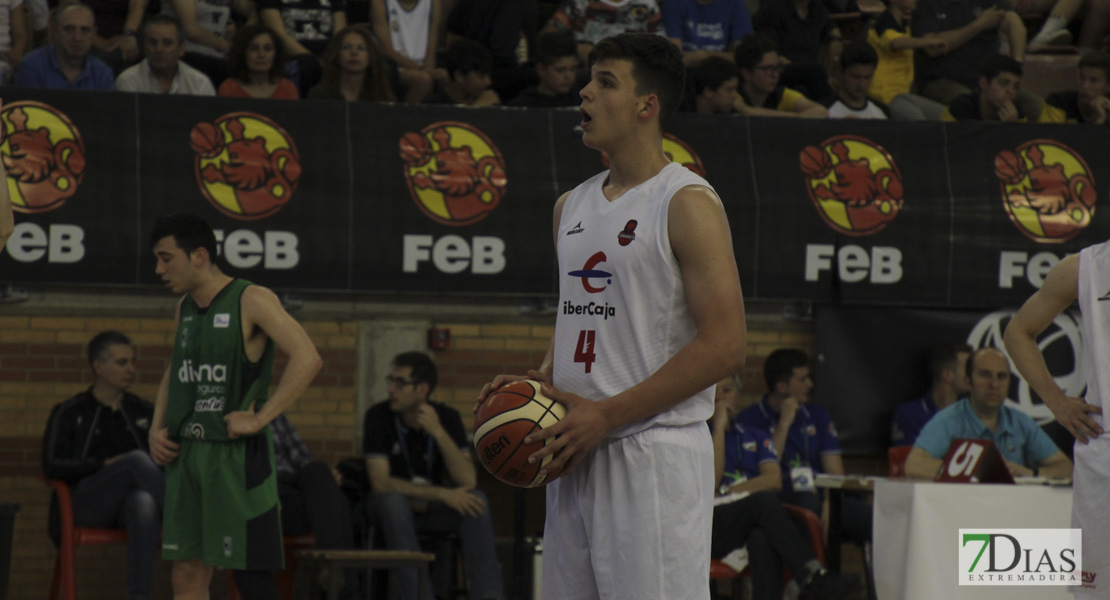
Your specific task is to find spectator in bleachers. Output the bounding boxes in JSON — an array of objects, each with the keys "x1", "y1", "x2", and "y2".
[
  {"x1": 508, "y1": 30, "x2": 579, "y2": 107},
  {"x1": 0, "y1": 0, "x2": 28, "y2": 82},
  {"x1": 822, "y1": 42, "x2": 890, "y2": 118},
  {"x1": 445, "y1": 0, "x2": 537, "y2": 101},
  {"x1": 752, "y1": 0, "x2": 840, "y2": 100},
  {"x1": 905, "y1": 347, "x2": 1073, "y2": 480},
  {"x1": 941, "y1": 54, "x2": 1027, "y2": 121},
  {"x1": 83, "y1": 0, "x2": 144, "y2": 72},
  {"x1": 663, "y1": 0, "x2": 752, "y2": 66},
  {"x1": 424, "y1": 38, "x2": 500, "y2": 106},
  {"x1": 218, "y1": 24, "x2": 298, "y2": 99},
  {"x1": 260, "y1": 0, "x2": 346, "y2": 97},
  {"x1": 913, "y1": 0, "x2": 1037, "y2": 117},
  {"x1": 1019, "y1": 0, "x2": 1110, "y2": 48},
  {"x1": 684, "y1": 54, "x2": 741, "y2": 114},
  {"x1": 542, "y1": 0, "x2": 663, "y2": 64},
  {"x1": 710, "y1": 377, "x2": 860, "y2": 600},
  {"x1": 15, "y1": 2, "x2": 114, "y2": 90},
  {"x1": 115, "y1": 15, "x2": 214, "y2": 94},
  {"x1": 1039, "y1": 50, "x2": 1110, "y2": 123},
  {"x1": 307, "y1": 25, "x2": 397, "y2": 101},
  {"x1": 867, "y1": 0, "x2": 948, "y2": 120},
  {"x1": 42, "y1": 331, "x2": 165, "y2": 600},
  {"x1": 161, "y1": 0, "x2": 252, "y2": 88},
  {"x1": 891, "y1": 343, "x2": 972, "y2": 448},
  {"x1": 733, "y1": 33, "x2": 828, "y2": 117},
  {"x1": 371, "y1": 0, "x2": 442, "y2": 103}
]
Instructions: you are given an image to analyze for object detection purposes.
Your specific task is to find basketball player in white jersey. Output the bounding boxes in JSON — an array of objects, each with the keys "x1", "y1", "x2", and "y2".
[
  {"x1": 1005, "y1": 250, "x2": 1106, "y2": 598},
  {"x1": 478, "y1": 33, "x2": 747, "y2": 599}
]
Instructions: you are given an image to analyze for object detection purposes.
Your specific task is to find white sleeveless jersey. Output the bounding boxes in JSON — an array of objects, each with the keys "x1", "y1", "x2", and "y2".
[
  {"x1": 1073, "y1": 241, "x2": 1110, "y2": 599},
  {"x1": 552, "y1": 162, "x2": 716, "y2": 438},
  {"x1": 385, "y1": 0, "x2": 431, "y2": 64}
]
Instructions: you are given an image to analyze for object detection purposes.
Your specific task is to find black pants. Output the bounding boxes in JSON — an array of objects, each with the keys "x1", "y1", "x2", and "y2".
[
  {"x1": 781, "y1": 489, "x2": 874, "y2": 543},
  {"x1": 278, "y1": 460, "x2": 358, "y2": 599},
  {"x1": 712, "y1": 491, "x2": 819, "y2": 600}
]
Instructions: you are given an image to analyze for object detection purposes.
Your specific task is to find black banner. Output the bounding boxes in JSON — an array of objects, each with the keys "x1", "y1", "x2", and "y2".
[{"x1": 2, "y1": 88, "x2": 1108, "y2": 308}]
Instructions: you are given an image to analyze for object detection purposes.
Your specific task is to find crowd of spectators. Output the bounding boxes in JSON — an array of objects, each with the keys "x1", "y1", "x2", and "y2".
[{"x1": 6, "y1": 0, "x2": 1108, "y2": 120}]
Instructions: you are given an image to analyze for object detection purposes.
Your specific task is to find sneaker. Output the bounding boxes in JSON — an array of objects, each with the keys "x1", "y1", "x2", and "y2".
[
  {"x1": 801, "y1": 570, "x2": 862, "y2": 600},
  {"x1": 1030, "y1": 28, "x2": 1074, "y2": 47}
]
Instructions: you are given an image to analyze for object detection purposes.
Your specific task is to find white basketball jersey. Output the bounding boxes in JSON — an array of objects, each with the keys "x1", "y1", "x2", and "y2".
[
  {"x1": 552, "y1": 162, "x2": 716, "y2": 438},
  {"x1": 1078, "y1": 241, "x2": 1110, "y2": 417},
  {"x1": 385, "y1": 0, "x2": 431, "y2": 64}
]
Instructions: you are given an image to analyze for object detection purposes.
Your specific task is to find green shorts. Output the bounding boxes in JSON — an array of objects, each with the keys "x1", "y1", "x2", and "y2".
[{"x1": 162, "y1": 431, "x2": 283, "y2": 570}]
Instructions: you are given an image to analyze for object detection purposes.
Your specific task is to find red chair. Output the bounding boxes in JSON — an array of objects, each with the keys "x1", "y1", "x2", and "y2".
[
  {"x1": 889, "y1": 446, "x2": 913, "y2": 479},
  {"x1": 227, "y1": 533, "x2": 316, "y2": 600},
  {"x1": 709, "y1": 503, "x2": 824, "y2": 599},
  {"x1": 43, "y1": 478, "x2": 129, "y2": 600}
]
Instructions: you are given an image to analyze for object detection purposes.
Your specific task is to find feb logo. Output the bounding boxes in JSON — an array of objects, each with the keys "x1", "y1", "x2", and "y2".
[
  {"x1": 0, "y1": 102, "x2": 86, "y2": 214},
  {"x1": 799, "y1": 136, "x2": 904, "y2": 236},
  {"x1": 399, "y1": 122, "x2": 507, "y2": 227},
  {"x1": 994, "y1": 140, "x2": 1095, "y2": 243},
  {"x1": 600, "y1": 133, "x2": 705, "y2": 176},
  {"x1": 190, "y1": 113, "x2": 301, "y2": 221}
]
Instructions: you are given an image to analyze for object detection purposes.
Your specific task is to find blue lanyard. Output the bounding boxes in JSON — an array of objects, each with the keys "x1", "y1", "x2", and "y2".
[{"x1": 395, "y1": 415, "x2": 436, "y2": 478}]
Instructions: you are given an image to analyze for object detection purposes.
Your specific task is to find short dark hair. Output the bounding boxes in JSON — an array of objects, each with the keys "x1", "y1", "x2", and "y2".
[
  {"x1": 149, "y1": 213, "x2": 218, "y2": 261},
  {"x1": 734, "y1": 33, "x2": 778, "y2": 72},
  {"x1": 763, "y1": 348, "x2": 809, "y2": 391},
  {"x1": 1079, "y1": 50, "x2": 1110, "y2": 81},
  {"x1": 392, "y1": 351, "x2": 438, "y2": 395},
  {"x1": 228, "y1": 24, "x2": 286, "y2": 84},
  {"x1": 588, "y1": 33, "x2": 686, "y2": 131},
  {"x1": 981, "y1": 54, "x2": 1023, "y2": 81},
  {"x1": 143, "y1": 14, "x2": 184, "y2": 44},
  {"x1": 87, "y1": 330, "x2": 132, "y2": 369},
  {"x1": 534, "y1": 30, "x2": 578, "y2": 66},
  {"x1": 691, "y1": 56, "x2": 740, "y2": 95},
  {"x1": 927, "y1": 343, "x2": 973, "y2": 381},
  {"x1": 839, "y1": 41, "x2": 878, "y2": 71},
  {"x1": 443, "y1": 39, "x2": 494, "y2": 78}
]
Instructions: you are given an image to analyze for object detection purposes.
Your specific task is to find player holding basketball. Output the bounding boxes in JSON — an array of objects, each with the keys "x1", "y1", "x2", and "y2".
[
  {"x1": 1005, "y1": 251, "x2": 1106, "y2": 598},
  {"x1": 478, "y1": 33, "x2": 747, "y2": 599},
  {"x1": 147, "y1": 213, "x2": 322, "y2": 600}
]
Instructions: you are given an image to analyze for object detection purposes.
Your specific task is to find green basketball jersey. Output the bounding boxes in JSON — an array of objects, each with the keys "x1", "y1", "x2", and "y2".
[{"x1": 168, "y1": 279, "x2": 275, "y2": 442}]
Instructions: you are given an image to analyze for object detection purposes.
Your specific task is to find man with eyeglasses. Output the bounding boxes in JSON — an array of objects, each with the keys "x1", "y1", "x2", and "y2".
[
  {"x1": 732, "y1": 33, "x2": 827, "y2": 118},
  {"x1": 362, "y1": 351, "x2": 504, "y2": 600}
]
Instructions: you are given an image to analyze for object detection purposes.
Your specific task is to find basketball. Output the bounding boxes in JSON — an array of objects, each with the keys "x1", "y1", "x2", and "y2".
[{"x1": 473, "y1": 380, "x2": 566, "y2": 488}]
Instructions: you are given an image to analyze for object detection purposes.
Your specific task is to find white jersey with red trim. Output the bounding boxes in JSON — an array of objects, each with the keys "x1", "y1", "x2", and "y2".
[
  {"x1": 1073, "y1": 240, "x2": 1110, "y2": 598},
  {"x1": 552, "y1": 161, "x2": 716, "y2": 438}
]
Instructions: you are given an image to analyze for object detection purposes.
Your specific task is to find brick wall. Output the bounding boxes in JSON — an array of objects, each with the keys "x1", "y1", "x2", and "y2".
[{"x1": 0, "y1": 299, "x2": 812, "y2": 600}]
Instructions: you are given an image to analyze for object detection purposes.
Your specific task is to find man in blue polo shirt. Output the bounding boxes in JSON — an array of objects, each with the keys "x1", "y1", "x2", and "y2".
[
  {"x1": 891, "y1": 342, "x2": 971, "y2": 447},
  {"x1": 736, "y1": 348, "x2": 870, "y2": 542},
  {"x1": 905, "y1": 347, "x2": 1073, "y2": 480},
  {"x1": 14, "y1": 3, "x2": 113, "y2": 90}
]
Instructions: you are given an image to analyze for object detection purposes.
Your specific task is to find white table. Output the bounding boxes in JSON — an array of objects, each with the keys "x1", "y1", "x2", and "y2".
[{"x1": 874, "y1": 480, "x2": 1074, "y2": 600}]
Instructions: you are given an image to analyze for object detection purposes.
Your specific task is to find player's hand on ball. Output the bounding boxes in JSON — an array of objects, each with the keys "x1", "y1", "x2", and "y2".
[
  {"x1": 475, "y1": 369, "x2": 549, "y2": 413},
  {"x1": 525, "y1": 384, "x2": 610, "y2": 478},
  {"x1": 149, "y1": 426, "x2": 180, "y2": 465},
  {"x1": 440, "y1": 486, "x2": 486, "y2": 518}
]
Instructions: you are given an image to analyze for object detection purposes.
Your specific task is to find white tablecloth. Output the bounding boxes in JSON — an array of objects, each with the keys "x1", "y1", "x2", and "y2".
[{"x1": 874, "y1": 480, "x2": 1074, "y2": 600}]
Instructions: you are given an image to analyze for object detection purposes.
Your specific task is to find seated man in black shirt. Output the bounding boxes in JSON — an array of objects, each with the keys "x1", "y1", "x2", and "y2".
[
  {"x1": 363, "y1": 352, "x2": 504, "y2": 600},
  {"x1": 1040, "y1": 50, "x2": 1110, "y2": 123},
  {"x1": 942, "y1": 54, "x2": 1029, "y2": 121},
  {"x1": 509, "y1": 31, "x2": 579, "y2": 107}
]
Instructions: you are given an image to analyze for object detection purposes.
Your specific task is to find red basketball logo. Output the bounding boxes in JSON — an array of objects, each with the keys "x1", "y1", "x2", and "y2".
[
  {"x1": 799, "y1": 135, "x2": 904, "y2": 236},
  {"x1": 994, "y1": 140, "x2": 1095, "y2": 243},
  {"x1": 1, "y1": 102, "x2": 86, "y2": 214},
  {"x1": 399, "y1": 122, "x2": 508, "y2": 226}
]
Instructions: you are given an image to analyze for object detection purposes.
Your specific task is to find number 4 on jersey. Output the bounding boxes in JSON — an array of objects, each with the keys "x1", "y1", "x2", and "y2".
[{"x1": 574, "y1": 330, "x2": 596, "y2": 373}]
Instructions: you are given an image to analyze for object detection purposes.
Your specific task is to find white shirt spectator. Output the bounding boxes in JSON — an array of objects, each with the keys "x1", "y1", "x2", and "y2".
[{"x1": 115, "y1": 58, "x2": 215, "y2": 94}]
